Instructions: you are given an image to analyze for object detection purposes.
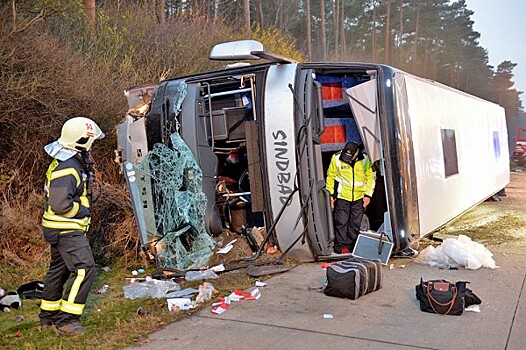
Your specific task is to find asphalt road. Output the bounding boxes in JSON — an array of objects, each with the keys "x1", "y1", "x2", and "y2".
[{"x1": 126, "y1": 173, "x2": 526, "y2": 350}]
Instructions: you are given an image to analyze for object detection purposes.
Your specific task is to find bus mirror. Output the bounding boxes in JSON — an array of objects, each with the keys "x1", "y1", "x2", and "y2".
[{"x1": 210, "y1": 40, "x2": 264, "y2": 61}]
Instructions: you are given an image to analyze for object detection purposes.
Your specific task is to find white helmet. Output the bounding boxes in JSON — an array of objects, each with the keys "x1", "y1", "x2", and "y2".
[{"x1": 58, "y1": 117, "x2": 105, "y2": 151}]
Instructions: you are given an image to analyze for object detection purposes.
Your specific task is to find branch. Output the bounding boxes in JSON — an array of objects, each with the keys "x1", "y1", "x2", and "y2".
[{"x1": 10, "y1": 9, "x2": 46, "y2": 36}]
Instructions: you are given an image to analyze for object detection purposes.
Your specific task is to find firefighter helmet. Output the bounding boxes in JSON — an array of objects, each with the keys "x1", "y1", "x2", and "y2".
[{"x1": 58, "y1": 117, "x2": 105, "y2": 151}]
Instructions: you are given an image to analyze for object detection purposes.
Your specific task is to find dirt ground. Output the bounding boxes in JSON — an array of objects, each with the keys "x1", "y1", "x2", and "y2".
[{"x1": 434, "y1": 172, "x2": 526, "y2": 254}]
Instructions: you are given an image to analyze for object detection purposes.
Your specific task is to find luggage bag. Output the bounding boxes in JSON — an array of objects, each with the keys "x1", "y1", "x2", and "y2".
[{"x1": 324, "y1": 257, "x2": 383, "y2": 299}]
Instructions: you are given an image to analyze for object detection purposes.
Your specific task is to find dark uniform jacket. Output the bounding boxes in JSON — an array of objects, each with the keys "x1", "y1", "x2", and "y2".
[{"x1": 42, "y1": 156, "x2": 91, "y2": 242}]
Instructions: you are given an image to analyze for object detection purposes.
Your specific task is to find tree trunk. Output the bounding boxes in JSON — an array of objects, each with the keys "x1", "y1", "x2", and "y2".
[
  {"x1": 244, "y1": 0, "x2": 251, "y2": 32},
  {"x1": 340, "y1": 0, "x2": 346, "y2": 57},
  {"x1": 398, "y1": 0, "x2": 403, "y2": 66},
  {"x1": 372, "y1": 0, "x2": 376, "y2": 62},
  {"x1": 84, "y1": 0, "x2": 96, "y2": 32},
  {"x1": 412, "y1": 5, "x2": 420, "y2": 63},
  {"x1": 384, "y1": 0, "x2": 391, "y2": 63},
  {"x1": 306, "y1": 0, "x2": 312, "y2": 60},
  {"x1": 320, "y1": 0, "x2": 327, "y2": 60},
  {"x1": 334, "y1": 0, "x2": 340, "y2": 59},
  {"x1": 257, "y1": 0, "x2": 264, "y2": 28}
]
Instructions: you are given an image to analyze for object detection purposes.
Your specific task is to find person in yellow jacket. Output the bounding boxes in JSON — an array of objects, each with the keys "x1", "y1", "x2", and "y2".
[
  {"x1": 326, "y1": 142, "x2": 375, "y2": 254},
  {"x1": 39, "y1": 116, "x2": 104, "y2": 336}
]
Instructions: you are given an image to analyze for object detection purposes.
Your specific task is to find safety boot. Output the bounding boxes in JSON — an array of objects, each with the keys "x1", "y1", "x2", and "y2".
[{"x1": 54, "y1": 321, "x2": 86, "y2": 336}]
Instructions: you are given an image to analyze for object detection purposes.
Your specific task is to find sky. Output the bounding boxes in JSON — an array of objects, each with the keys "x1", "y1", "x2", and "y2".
[{"x1": 464, "y1": 0, "x2": 526, "y2": 98}]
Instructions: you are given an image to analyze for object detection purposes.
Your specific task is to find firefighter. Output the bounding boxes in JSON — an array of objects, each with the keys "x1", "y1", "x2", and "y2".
[
  {"x1": 326, "y1": 142, "x2": 375, "y2": 254},
  {"x1": 39, "y1": 116, "x2": 104, "y2": 336}
]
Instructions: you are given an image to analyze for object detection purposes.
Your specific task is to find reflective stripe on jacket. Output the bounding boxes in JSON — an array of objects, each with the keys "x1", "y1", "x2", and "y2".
[
  {"x1": 326, "y1": 151, "x2": 375, "y2": 202},
  {"x1": 42, "y1": 157, "x2": 91, "y2": 232}
]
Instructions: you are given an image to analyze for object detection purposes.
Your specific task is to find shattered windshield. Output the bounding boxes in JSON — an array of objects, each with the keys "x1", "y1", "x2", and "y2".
[{"x1": 134, "y1": 132, "x2": 214, "y2": 269}]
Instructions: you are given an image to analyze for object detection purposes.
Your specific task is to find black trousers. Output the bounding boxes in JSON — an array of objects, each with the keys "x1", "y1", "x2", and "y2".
[
  {"x1": 39, "y1": 230, "x2": 96, "y2": 326},
  {"x1": 333, "y1": 198, "x2": 364, "y2": 253}
]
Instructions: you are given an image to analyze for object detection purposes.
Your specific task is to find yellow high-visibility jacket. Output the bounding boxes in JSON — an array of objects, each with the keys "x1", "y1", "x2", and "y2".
[
  {"x1": 326, "y1": 151, "x2": 375, "y2": 202},
  {"x1": 42, "y1": 156, "x2": 91, "y2": 233}
]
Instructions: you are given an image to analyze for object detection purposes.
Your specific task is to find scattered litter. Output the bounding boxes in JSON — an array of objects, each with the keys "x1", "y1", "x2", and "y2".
[
  {"x1": 0, "y1": 289, "x2": 4, "y2": 298},
  {"x1": 321, "y1": 262, "x2": 333, "y2": 269},
  {"x1": 0, "y1": 292, "x2": 21, "y2": 311},
  {"x1": 465, "y1": 305, "x2": 481, "y2": 313},
  {"x1": 399, "y1": 265, "x2": 406, "y2": 269},
  {"x1": 415, "y1": 235, "x2": 497, "y2": 269},
  {"x1": 136, "y1": 307, "x2": 149, "y2": 316},
  {"x1": 138, "y1": 268, "x2": 146, "y2": 274},
  {"x1": 167, "y1": 298, "x2": 195, "y2": 312},
  {"x1": 196, "y1": 282, "x2": 216, "y2": 304},
  {"x1": 123, "y1": 278, "x2": 180, "y2": 299},
  {"x1": 185, "y1": 269, "x2": 219, "y2": 281},
  {"x1": 132, "y1": 270, "x2": 139, "y2": 276},
  {"x1": 210, "y1": 264, "x2": 225, "y2": 272},
  {"x1": 217, "y1": 239, "x2": 237, "y2": 254},
  {"x1": 211, "y1": 288, "x2": 261, "y2": 315},
  {"x1": 95, "y1": 284, "x2": 109, "y2": 295},
  {"x1": 323, "y1": 313, "x2": 334, "y2": 319},
  {"x1": 266, "y1": 245, "x2": 278, "y2": 255},
  {"x1": 15, "y1": 315, "x2": 24, "y2": 323},
  {"x1": 101, "y1": 266, "x2": 111, "y2": 272},
  {"x1": 255, "y1": 280, "x2": 267, "y2": 287},
  {"x1": 166, "y1": 288, "x2": 199, "y2": 299},
  {"x1": 389, "y1": 264, "x2": 395, "y2": 270}
]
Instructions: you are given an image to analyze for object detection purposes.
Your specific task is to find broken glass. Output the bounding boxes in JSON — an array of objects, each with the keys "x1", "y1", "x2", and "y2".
[{"x1": 134, "y1": 132, "x2": 214, "y2": 269}]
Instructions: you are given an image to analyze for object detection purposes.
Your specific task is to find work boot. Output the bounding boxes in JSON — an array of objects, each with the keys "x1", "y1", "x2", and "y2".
[
  {"x1": 54, "y1": 321, "x2": 86, "y2": 336},
  {"x1": 39, "y1": 319, "x2": 54, "y2": 331}
]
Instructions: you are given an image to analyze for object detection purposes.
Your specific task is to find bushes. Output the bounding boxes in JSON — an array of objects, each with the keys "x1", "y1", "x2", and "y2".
[{"x1": 0, "y1": 1, "x2": 303, "y2": 267}]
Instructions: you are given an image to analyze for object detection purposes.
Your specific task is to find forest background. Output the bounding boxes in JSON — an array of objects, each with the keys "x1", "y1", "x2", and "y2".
[{"x1": 0, "y1": 0, "x2": 524, "y2": 271}]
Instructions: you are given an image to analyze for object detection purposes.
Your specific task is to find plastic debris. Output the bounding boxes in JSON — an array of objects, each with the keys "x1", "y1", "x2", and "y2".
[
  {"x1": 389, "y1": 264, "x2": 395, "y2": 270},
  {"x1": 166, "y1": 288, "x2": 199, "y2": 299},
  {"x1": 185, "y1": 269, "x2": 219, "y2": 281},
  {"x1": 167, "y1": 298, "x2": 194, "y2": 312},
  {"x1": 465, "y1": 304, "x2": 481, "y2": 313},
  {"x1": 415, "y1": 235, "x2": 497, "y2": 269},
  {"x1": 95, "y1": 284, "x2": 109, "y2": 295},
  {"x1": 323, "y1": 313, "x2": 334, "y2": 319},
  {"x1": 101, "y1": 266, "x2": 111, "y2": 272},
  {"x1": 15, "y1": 315, "x2": 24, "y2": 323},
  {"x1": 132, "y1": 270, "x2": 139, "y2": 276},
  {"x1": 321, "y1": 262, "x2": 333, "y2": 269},
  {"x1": 254, "y1": 280, "x2": 267, "y2": 287},
  {"x1": 196, "y1": 282, "x2": 216, "y2": 304},
  {"x1": 211, "y1": 288, "x2": 261, "y2": 315},
  {"x1": 210, "y1": 264, "x2": 225, "y2": 272},
  {"x1": 217, "y1": 239, "x2": 237, "y2": 254},
  {"x1": 123, "y1": 278, "x2": 180, "y2": 299},
  {"x1": 266, "y1": 246, "x2": 278, "y2": 255},
  {"x1": 138, "y1": 268, "x2": 146, "y2": 274}
]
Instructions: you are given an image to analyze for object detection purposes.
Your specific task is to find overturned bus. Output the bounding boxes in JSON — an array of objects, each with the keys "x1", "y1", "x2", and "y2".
[{"x1": 117, "y1": 40, "x2": 509, "y2": 267}]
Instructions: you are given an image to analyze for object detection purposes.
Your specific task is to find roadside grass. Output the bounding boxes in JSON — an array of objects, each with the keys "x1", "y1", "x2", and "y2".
[{"x1": 0, "y1": 254, "x2": 259, "y2": 350}]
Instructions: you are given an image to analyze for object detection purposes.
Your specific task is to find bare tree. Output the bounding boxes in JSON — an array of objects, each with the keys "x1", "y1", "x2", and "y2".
[
  {"x1": 372, "y1": 0, "x2": 376, "y2": 61},
  {"x1": 257, "y1": 0, "x2": 264, "y2": 28},
  {"x1": 244, "y1": 0, "x2": 251, "y2": 32},
  {"x1": 340, "y1": 0, "x2": 346, "y2": 58},
  {"x1": 306, "y1": 0, "x2": 312, "y2": 60},
  {"x1": 320, "y1": 0, "x2": 327, "y2": 60},
  {"x1": 398, "y1": 0, "x2": 404, "y2": 65},
  {"x1": 384, "y1": 0, "x2": 391, "y2": 63},
  {"x1": 334, "y1": 0, "x2": 339, "y2": 59}
]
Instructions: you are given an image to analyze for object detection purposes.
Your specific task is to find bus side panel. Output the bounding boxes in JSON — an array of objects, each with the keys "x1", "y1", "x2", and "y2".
[
  {"x1": 402, "y1": 74, "x2": 509, "y2": 235},
  {"x1": 263, "y1": 64, "x2": 314, "y2": 261}
]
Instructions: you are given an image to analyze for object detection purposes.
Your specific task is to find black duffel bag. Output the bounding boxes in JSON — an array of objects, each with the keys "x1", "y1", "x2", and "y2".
[{"x1": 415, "y1": 278, "x2": 467, "y2": 316}]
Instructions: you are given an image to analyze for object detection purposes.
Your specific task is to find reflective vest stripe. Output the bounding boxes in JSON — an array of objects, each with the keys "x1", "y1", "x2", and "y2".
[
  {"x1": 40, "y1": 299, "x2": 61, "y2": 311},
  {"x1": 68, "y1": 268, "x2": 85, "y2": 304},
  {"x1": 50, "y1": 168, "x2": 81, "y2": 187},
  {"x1": 42, "y1": 214, "x2": 90, "y2": 231},
  {"x1": 62, "y1": 202, "x2": 80, "y2": 218},
  {"x1": 60, "y1": 300, "x2": 84, "y2": 315}
]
